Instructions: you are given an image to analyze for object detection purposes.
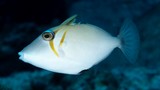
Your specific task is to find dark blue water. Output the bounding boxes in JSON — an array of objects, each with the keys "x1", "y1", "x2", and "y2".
[{"x1": 0, "y1": 0, "x2": 160, "y2": 90}]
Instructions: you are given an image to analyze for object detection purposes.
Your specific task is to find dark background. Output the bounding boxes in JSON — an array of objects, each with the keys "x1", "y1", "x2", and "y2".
[
  {"x1": 0, "y1": 0, "x2": 160, "y2": 90},
  {"x1": 0, "y1": 0, "x2": 69, "y2": 77}
]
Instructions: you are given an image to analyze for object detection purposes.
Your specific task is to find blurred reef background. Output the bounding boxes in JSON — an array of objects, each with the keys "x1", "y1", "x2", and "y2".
[{"x1": 1, "y1": 0, "x2": 160, "y2": 90}]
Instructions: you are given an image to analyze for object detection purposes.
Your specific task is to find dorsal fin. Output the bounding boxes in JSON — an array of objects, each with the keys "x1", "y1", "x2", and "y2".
[
  {"x1": 51, "y1": 15, "x2": 77, "y2": 32},
  {"x1": 60, "y1": 15, "x2": 77, "y2": 26}
]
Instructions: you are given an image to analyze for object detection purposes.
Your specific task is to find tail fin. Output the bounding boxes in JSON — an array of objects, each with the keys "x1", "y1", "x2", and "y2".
[{"x1": 118, "y1": 19, "x2": 140, "y2": 63}]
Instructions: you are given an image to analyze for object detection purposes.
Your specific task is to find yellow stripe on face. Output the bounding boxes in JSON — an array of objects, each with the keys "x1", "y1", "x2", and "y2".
[
  {"x1": 49, "y1": 26, "x2": 69, "y2": 57},
  {"x1": 59, "y1": 30, "x2": 68, "y2": 47},
  {"x1": 49, "y1": 40, "x2": 59, "y2": 57},
  {"x1": 49, "y1": 29, "x2": 60, "y2": 57}
]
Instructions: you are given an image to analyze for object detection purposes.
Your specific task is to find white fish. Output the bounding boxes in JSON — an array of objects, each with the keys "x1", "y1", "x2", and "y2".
[{"x1": 18, "y1": 15, "x2": 139, "y2": 74}]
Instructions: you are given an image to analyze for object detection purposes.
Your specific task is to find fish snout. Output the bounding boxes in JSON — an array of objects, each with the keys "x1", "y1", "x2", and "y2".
[
  {"x1": 18, "y1": 52, "x2": 25, "y2": 60},
  {"x1": 18, "y1": 52, "x2": 29, "y2": 63}
]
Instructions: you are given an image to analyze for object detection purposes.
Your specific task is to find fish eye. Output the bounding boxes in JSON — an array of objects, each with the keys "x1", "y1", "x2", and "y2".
[{"x1": 42, "y1": 32, "x2": 55, "y2": 41}]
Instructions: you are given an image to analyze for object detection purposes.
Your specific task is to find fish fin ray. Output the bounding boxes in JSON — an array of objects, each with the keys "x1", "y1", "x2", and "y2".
[
  {"x1": 60, "y1": 15, "x2": 77, "y2": 26},
  {"x1": 118, "y1": 19, "x2": 140, "y2": 63}
]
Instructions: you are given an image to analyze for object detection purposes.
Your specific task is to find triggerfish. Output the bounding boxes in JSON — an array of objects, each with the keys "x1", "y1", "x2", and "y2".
[{"x1": 18, "y1": 15, "x2": 139, "y2": 74}]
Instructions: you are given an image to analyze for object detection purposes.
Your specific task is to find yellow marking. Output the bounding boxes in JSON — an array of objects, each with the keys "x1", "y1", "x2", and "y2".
[
  {"x1": 49, "y1": 40, "x2": 59, "y2": 57},
  {"x1": 59, "y1": 30, "x2": 68, "y2": 47},
  {"x1": 49, "y1": 26, "x2": 64, "y2": 57},
  {"x1": 48, "y1": 15, "x2": 77, "y2": 57}
]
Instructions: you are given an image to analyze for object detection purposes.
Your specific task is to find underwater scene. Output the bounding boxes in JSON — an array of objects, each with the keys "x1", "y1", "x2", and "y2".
[{"x1": 1, "y1": 0, "x2": 160, "y2": 90}]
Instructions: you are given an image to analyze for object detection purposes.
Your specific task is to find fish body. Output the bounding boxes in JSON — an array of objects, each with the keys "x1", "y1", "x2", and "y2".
[{"x1": 18, "y1": 15, "x2": 139, "y2": 74}]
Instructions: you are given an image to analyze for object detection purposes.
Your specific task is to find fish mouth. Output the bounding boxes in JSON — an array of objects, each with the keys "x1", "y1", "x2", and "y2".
[{"x1": 18, "y1": 52, "x2": 24, "y2": 60}]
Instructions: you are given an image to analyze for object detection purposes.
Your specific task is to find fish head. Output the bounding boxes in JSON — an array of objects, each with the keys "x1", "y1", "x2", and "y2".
[
  {"x1": 18, "y1": 27, "x2": 85, "y2": 74},
  {"x1": 18, "y1": 29, "x2": 57, "y2": 68}
]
